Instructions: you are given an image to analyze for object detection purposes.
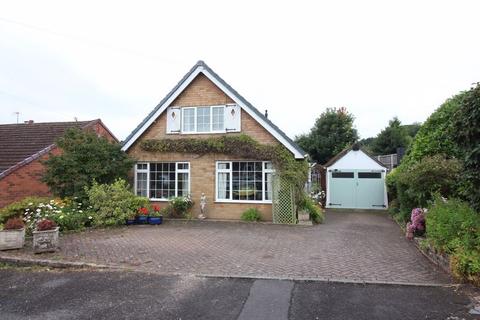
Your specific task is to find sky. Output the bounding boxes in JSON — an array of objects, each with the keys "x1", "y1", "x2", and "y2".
[{"x1": 1, "y1": 1, "x2": 479, "y2": 141}]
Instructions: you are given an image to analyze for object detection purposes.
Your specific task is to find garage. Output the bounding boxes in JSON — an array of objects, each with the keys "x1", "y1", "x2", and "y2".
[{"x1": 325, "y1": 146, "x2": 388, "y2": 210}]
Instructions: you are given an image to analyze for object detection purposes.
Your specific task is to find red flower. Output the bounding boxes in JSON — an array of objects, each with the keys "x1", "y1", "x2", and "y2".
[
  {"x1": 152, "y1": 205, "x2": 160, "y2": 212},
  {"x1": 138, "y1": 207, "x2": 149, "y2": 215}
]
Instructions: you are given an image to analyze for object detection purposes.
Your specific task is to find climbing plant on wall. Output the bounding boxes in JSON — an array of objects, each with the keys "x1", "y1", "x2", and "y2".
[{"x1": 140, "y1": 134, "x2": 309, "y2": 204}]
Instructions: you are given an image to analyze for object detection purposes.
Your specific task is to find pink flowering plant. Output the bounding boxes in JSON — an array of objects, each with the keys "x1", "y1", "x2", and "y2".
[{"x1": 409, "y1": 208, "x2": 426, "y2": 236}]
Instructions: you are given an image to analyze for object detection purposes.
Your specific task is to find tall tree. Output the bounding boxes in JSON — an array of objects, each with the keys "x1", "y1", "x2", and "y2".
[
  {"x1": 295, "y1": 107, "x2": 358, "y2": 164},
  {"x1": 42, "y1": 128, "x2": 134, "y2": 200},
  {"x1": 452, "y1": 83, "x2": 480, "y2": 211},
  {"x1": 371, "y1": 117, "x2": 410, "y2": 155}
]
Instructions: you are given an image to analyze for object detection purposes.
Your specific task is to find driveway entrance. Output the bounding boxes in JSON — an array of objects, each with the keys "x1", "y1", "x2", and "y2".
[{"x1": 0, "y1": 211, "x2": 450, "y2": 284}]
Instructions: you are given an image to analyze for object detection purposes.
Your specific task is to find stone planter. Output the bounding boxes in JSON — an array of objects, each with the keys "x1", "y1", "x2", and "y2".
[
  {"x1": 0, "y1": 228, "x2": 25, "y2": 250},
  {"x1": 33, "y1": 227, "x2": 59, "y2": 253}
]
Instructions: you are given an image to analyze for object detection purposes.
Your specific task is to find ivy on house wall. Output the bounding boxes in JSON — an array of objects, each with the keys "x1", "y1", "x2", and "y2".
[{"x1": 140, "y1": 134, "x2": 309, "y2": 201}]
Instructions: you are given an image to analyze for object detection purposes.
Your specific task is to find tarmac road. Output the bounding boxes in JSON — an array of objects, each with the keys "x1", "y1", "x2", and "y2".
[{"x1": 0, "y1": 267, "x2": 477, "y2": 320}]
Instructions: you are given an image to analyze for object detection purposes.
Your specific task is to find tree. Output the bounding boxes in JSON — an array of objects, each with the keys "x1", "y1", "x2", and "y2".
[
  {"x1": 295, "y1": 107, "x2": 358, "y2": 164},
  {"x1": 403, "y1": 92, "x2": 466, "y2": 166},
  {"x1": 452, "y1": 83, "x2": 480, "y2": 211},
  {"x1": 42, "y1": 128, "x2": 134, "y2": 200},
  {"x1": 371, "y1": 117, "x2": 410, "y2": 155}
]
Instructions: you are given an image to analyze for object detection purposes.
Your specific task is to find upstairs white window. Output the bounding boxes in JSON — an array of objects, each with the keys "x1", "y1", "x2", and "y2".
[{"x1": 176, "y1": 105, "x2": 236, "y2": 133}]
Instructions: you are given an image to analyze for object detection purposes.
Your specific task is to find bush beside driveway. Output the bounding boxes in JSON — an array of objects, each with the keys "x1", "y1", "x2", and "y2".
[{"x1": 0, "y1": 211, "x2": 450, "y2": 285}]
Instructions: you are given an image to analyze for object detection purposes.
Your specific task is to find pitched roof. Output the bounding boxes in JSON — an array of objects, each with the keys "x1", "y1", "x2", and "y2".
[
  {"x1": 0, "y1": 120, "x2": 98, "y2": 177},
  {"x1": 324, "y1": 145, "x2": 387, "y2": 168},
  {"x1": 121, "y1": 61, "x2": 307, "y2": 159}
]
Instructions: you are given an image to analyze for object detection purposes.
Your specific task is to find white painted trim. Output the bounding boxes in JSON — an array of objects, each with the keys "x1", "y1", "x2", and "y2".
[
  {"x1": 122, "y1": 67, "x2": 203, "y2": 151},
  {"x1": 121, "y1": 65, "x2": 304, "y2": 159},
  {"x1": 214, "y1": 200, "x2": 272, "y2": 204},
  {"x1": 134, "y1": 161, "x2": 191, "y2": 200},
  {"x1": 214, "y1": 160, "x2": 273, "y2": 203}
]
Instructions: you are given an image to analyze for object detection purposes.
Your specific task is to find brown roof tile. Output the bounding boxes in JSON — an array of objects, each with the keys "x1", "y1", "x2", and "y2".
[{"x1": 0, "y1": 120, "x2": 96, "y2": 174}]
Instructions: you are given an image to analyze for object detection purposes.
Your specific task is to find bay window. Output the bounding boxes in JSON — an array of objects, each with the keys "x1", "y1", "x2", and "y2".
[
  {"x1": 216, "y1": 161, "x2": 274, "y2": 203},
  {"x1": 135, "y1": 162, "x2": 190, "y2": 200}
]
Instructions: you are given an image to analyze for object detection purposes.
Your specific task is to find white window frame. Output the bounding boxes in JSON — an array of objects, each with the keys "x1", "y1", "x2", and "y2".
[
  {"x1": 180, "y1": 105, "x2": 226, "y2": 134},
  {"x1": 134, "y1": 162, "x2": 191, "y2": 201},
  {"x1": 215, "y1": 161, "x2": 274, "y2": 204}
]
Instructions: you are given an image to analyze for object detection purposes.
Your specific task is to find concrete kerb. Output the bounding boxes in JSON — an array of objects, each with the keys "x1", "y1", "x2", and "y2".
[{"x1": 0, "y1": 254, "x2": 452, "y2": 288}]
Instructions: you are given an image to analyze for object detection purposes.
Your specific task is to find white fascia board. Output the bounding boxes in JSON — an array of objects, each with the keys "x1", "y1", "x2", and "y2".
[
  {"x1": 121, "y1": 67, "x2": 204, "y2": 151},
  {"x1": 201, "y1": 70, "x2": 305, "y2": 159},
  {"x1": 122, "y1": 65, "x2": 304, "y2": 159}
]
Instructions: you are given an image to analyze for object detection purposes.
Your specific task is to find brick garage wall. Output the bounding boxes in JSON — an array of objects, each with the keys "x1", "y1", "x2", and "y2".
[
  {"x1": 0, "y1": 121, "x2": 117, "y2": 208},
  {"x1": 128, "y1": 74, "x2": 284, "y2": 221}
]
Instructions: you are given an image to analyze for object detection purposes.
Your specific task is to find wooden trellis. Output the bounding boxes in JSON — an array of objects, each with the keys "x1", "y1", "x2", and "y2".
[{"x1": 272, "y1": 174, "x2": 296, "y2": 224}]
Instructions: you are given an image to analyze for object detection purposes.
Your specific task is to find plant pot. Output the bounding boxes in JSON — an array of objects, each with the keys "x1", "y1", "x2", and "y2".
[
  {"x1": 125, "y1": 218, "x2": 136, "y2": 225},
  {"x1": 33, "y1": 227, "x2": 59, "y2": 253},
  {"x1": 0, "y1": 228, "x2": 25, "y2": 251},
  {"x1": 135, "y1": 215, "x2": 149, "y2": 224},
  {"x1": 148, "y1": 216, "x2": 163, "y2": 225}
]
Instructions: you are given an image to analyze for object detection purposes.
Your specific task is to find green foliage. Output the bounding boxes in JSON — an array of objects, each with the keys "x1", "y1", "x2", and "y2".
[
  {"x1": 42, "y1": 128, "x2": 134, "y2": 201},
  {"x1": 452, "y1": 83, "x2": 480, "y2": 211},
  {"x1": 385, "y1": 168, "x2": 399, "y2": 201},
  {"x1": 403, "y1": 93, "x2": 465, "y2": 166},
  {"x1": 295, "y1": 107, "x2": 358, "y2": 164},
  {"x1": 241, "y1": 208, "x2": 262, "y2": 221},
  {"x1": 85, "y1": 179, "x2": 149, "y2": 227},
  {"x1": 426, "y1": 197, "x2": 480, "y2": 254},
  {"x1": 168, "y1": 196, "x2": 194, "y2": 218},
  {"x1": 394, "y1": 155, "x2": 462, "y2": 221},
  {"x1": 0, "y1": 197, "x2": 50, "y2": 224},
  {"x1": 371, "y1": 117, "x2": 411, "y2": 155},
  {"x1": 426, "y1": 197, "x2": 480, "y2": 284},
  {"x1": 299, "y1": 196, "x2": 324, "y2": 224},
  {"x1": 141, "y1": 134, "x2": 309, "y2": 205}
]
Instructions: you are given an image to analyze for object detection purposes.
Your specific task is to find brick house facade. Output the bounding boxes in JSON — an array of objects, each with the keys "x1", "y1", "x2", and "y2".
[
  {"x1": 122, "y1": 61, "x2": 306, "y2": 221},
  {"x1": 0, "y1": 120, "x2": 117, "y2": 208}
]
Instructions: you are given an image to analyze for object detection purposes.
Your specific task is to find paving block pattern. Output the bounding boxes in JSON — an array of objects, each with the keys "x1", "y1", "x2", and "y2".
[{"x1": 2, "y1": 211, "x2": 450, "y2": 284}]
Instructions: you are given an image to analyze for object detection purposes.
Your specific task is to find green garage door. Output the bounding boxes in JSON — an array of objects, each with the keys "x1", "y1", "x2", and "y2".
[{"x1": 328, "y1": 170, "x2": 386, "y2": 209}]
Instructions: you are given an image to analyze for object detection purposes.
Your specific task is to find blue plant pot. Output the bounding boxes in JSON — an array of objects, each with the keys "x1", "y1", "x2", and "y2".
[
  {"x1": 125, "y1": 219, "x2": 136, "y2": 226},
  {"x1": 135, "y1": 215, "x2": 149, "y2": 224},
  {"x1": 148, "y1": 216, "x2": 163, "y2": 225}
]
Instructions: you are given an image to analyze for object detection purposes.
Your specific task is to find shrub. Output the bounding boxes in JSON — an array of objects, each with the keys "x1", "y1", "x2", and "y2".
[
  {"x1": 42, "y1": 128, "x2": 134, "y2": 201},
  {"x1": 406, "y1": 208, "x2": 425, "y2": 236},
  {"x1": 36, "y1": 219, "x2": 57, "y2": 231},
  {"x1": 395, "y1": 155, "x2": 462, "y2": 221},
  {"x1": 299, "y1": 196, "x2": 324, "y2": 224},
  {"x1": 241, "y1": 208, "x2": 262, "y2": 222},
  {"x1": 452, "y1": 83, "x2": 480, "y2": 211},
  {"x1": 168, "y1": 196, "x2": 194, "y2": 218},
  {"x1": 86, "y1": 179, "x2": 149, "y2": 227},
  {"x1": 385, "y1": 168, "x2": 399, "y2": 202},
  {"x1": 0, "y1": 197, "x2": 50, "y2": 224},
  {"x1": 426, "y1": 197, "x2": 480, "y2": 254},
  {"x1": 450, "y1": 248, "x2": 480, "y2": 285},
  {"x1": 4, "y1": 218, "x2": 24, "y2": 230}
]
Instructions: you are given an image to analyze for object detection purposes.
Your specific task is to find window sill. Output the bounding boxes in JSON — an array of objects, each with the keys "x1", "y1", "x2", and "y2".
[
  {"x1": 214, "y1": 200, "x2": 272, "y2": 204},
  {"x1": 149, "y1": 199, "x2": 170, "y2": 202}
]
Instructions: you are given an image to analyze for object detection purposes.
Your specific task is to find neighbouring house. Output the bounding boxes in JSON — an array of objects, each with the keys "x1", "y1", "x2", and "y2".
[
  {"x1": 0, "y1": 119, "x2": 117, "y2": 208},
  {"x1": 325, "y1": 145, "x2": 388, "y2": 210},
  {"x1": 122, "y1": 60, "x2": 306, "y2": 221}
]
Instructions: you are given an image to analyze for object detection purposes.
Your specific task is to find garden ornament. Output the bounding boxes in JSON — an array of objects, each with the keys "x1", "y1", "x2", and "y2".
[{"x1": 199, "y1": 193, "x2": 207, "y2": 219}]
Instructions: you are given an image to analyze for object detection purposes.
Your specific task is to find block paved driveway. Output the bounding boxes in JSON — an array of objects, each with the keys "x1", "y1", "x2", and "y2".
[{"x1": 3, "y1": 211, "x2": 450, "y2": 284}]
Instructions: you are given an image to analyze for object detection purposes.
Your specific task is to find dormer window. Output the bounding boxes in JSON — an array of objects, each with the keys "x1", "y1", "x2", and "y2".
[{"x1": 181, "y1": 106, "x2": 225, "y2": 133}]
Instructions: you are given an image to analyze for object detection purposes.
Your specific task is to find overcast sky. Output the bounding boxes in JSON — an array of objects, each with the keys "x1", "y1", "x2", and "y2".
[{"x1": 1, "y1": 1, "x2": 479, "y2": 141}]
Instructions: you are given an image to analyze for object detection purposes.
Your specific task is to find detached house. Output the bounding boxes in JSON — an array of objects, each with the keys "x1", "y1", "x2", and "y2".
[
  {"x1": 0, "y1": 120, "x2": 117, "y2": 208},
  {"x1": 122, "y1": 61, "x2": 306, "y2": 221}
]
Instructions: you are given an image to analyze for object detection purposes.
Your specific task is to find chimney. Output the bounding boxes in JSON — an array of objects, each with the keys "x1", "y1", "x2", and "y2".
[
  {"x1": 24, "y1": 120, "x2": 34, "y2": 124},
  {"x1": 264, "y1": 109, "x2": 268, "y2": 118}
]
